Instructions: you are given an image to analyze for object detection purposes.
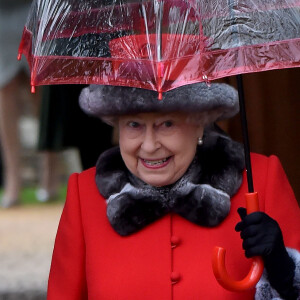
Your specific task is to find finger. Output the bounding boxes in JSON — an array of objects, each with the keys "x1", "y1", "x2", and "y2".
[
  {"x1": 240, "y1": 224, "x2": 260, "y2": 239},
  {"x1": 235, "y1": 221, "x2": 244, "y2": 232},
  {"x1": 236, "y1": 212, "x2": 263, "y2": 232},
  {"x1": 237, "y1": 207, "x2": 247, "y2": 220},
  {"x1": 235, "y1": 210, "x2": 263, "y2": 232},
  {"x1": 244, "y1": 244, "x2": 273, "y2": 258},
  {"x1": 243, "y1": 212, "x2": 263, "y2": 226},
  {"x1": 242, "y1": 236, "x2": 257, "y2": 250},
  {"x1": 241, "y1": 234, "x2": 266, "y2": 250},
  {"x1": 245, "y1": 245, "x2": 262, "y2": 258}
]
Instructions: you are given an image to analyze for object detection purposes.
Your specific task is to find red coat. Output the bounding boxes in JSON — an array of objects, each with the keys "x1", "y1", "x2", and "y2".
[{"x1": 47, "y1": 154, "x2": 300, "y2": 299}]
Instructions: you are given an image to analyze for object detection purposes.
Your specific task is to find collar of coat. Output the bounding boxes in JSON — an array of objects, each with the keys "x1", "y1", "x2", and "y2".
[{"x1": 95, "y1": 125, "x2": 245, "y2": 236}]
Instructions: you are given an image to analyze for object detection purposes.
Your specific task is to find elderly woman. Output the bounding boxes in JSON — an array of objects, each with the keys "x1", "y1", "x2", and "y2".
[{"x1": 47, "y1": 83, "x2": 300, "y2": 300}]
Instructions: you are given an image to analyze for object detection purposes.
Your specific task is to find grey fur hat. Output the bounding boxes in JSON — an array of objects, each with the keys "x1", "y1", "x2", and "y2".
[{"x1": 79, "y1": 83, "x2": 239, "y2": 125}]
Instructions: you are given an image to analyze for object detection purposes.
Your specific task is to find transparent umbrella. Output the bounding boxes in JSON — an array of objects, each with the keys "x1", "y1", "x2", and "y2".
[{"x1": 18, "y1": 0, "x2": 300, "y2": 95}]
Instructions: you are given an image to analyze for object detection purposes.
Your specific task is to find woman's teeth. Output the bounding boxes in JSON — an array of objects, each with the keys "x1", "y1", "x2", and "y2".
[{"x1": 143, "y1": 158, "x2": 168, "y2": 166}]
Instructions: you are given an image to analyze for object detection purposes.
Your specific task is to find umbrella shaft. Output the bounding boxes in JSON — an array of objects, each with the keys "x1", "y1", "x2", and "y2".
[{"x1": 237, "y1": 75, "x2": 254, "y2": 193}]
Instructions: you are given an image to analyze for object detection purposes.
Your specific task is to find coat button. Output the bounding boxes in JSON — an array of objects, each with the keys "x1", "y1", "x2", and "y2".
[
  {"x1": 170, "y1": 272, "x2": 181, "y2": 284},
  {"x1": 171, "y1": 236, "x2": 181, "y2": 248}
]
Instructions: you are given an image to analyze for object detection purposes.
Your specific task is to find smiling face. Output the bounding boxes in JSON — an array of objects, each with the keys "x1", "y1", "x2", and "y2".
[{"x1": 118, "y1": 112, "x2": 204, "y2": 187}]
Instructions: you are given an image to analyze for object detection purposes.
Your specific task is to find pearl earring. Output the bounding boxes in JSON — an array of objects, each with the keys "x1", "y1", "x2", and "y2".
[{"x1": 197, "y1": 137, "x2": 203, "y2": 146}]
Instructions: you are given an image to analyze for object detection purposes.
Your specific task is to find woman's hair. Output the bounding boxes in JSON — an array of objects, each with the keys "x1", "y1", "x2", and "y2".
[
  {"x1": 101, "y1": 115, "x2": 118, "y2": 126},
  {"x1": 186, "y1": 109, "x2": 225, "y2": 127}
]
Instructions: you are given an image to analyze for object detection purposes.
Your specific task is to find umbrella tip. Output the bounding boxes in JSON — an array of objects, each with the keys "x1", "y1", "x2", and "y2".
[
  {"x1": 17, "y1": 53, "x2": 22, "y2": 61},
  {"x1": 158, "y1": 92, "x2": 163, "y2": 100},
  {"x1": 31, "y1": 85, "x2": 36, "y2": 94}
]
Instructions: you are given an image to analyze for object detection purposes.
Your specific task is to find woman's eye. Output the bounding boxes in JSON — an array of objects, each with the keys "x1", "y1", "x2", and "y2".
[
  {"x1": 163, "y1": 121, "x2": 173, "y2": 128},
  {"x1": 128, "y1": 121, "x2": 140, "y2": 128}
]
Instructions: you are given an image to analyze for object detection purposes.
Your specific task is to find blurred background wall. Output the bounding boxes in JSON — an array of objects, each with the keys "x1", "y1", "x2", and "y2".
[{"x1": 220, "y1": 68, "x2": 300, "y2": 202}]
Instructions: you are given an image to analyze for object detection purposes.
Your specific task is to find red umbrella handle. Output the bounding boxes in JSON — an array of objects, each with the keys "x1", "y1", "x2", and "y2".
[{"x1": 212, "y1": 192, "x2": 264, "y2": 291}]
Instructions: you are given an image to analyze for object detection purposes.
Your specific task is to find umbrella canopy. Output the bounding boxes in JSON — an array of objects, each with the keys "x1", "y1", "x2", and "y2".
[{"x1": 19, "y1": 0, "x2": 300, "y2": 94}]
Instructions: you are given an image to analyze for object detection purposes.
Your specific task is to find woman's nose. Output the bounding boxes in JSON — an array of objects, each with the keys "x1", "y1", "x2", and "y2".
[{"x1": 140, "y1": 128, "x2": 160, "y2": 152}]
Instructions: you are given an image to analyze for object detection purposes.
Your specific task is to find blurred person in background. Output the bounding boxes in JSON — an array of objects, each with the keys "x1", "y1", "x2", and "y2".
[
  {"x1": 38, "y1": 84, "x2": 114, "y2": 172},
  {"x1": 0, "y1": 0, "x2": 58, "y2": 208}
]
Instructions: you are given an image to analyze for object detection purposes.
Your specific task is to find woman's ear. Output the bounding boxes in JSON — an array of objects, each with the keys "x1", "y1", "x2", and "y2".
[{"x1": 196, "y1": 125, "x2": 204, "y2": 139}]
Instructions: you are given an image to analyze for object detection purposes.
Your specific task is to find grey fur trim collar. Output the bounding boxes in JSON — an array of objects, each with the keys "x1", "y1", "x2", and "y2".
[{"x1": 96, "y1": 126, "x2": 245, "y2": 236}]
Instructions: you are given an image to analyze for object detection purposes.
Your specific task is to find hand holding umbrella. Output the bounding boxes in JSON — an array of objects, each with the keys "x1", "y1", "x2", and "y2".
[{"x1": 235, "y1": 208, "x2": 298, "y2": 299}]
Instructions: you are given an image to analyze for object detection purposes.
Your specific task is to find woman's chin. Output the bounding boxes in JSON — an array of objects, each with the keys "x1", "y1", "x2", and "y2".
[{"x1": 139, "y1": 174, "x2": 176, "y2": 187}]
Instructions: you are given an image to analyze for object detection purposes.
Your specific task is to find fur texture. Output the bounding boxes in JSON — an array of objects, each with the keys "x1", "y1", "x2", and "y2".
[
  {"x1": 79, "y1": 82, "x2": 239, "y2": 124},
  {"x1": 96, "y1": 125, "x2": 245, "y2": 236},
  {"x1": 255, "y1": 248, "x2": 300, "y2": 300}
]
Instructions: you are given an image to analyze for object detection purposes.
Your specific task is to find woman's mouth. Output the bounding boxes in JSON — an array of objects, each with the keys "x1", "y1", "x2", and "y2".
[{"x1": 140, "y1": 156, "x2": 172, "y2": 169}]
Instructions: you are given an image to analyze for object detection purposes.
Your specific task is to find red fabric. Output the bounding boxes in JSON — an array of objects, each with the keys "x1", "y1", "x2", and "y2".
[{"x1": 47, "y1": 154, "x2": 300, "y2": 299}]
